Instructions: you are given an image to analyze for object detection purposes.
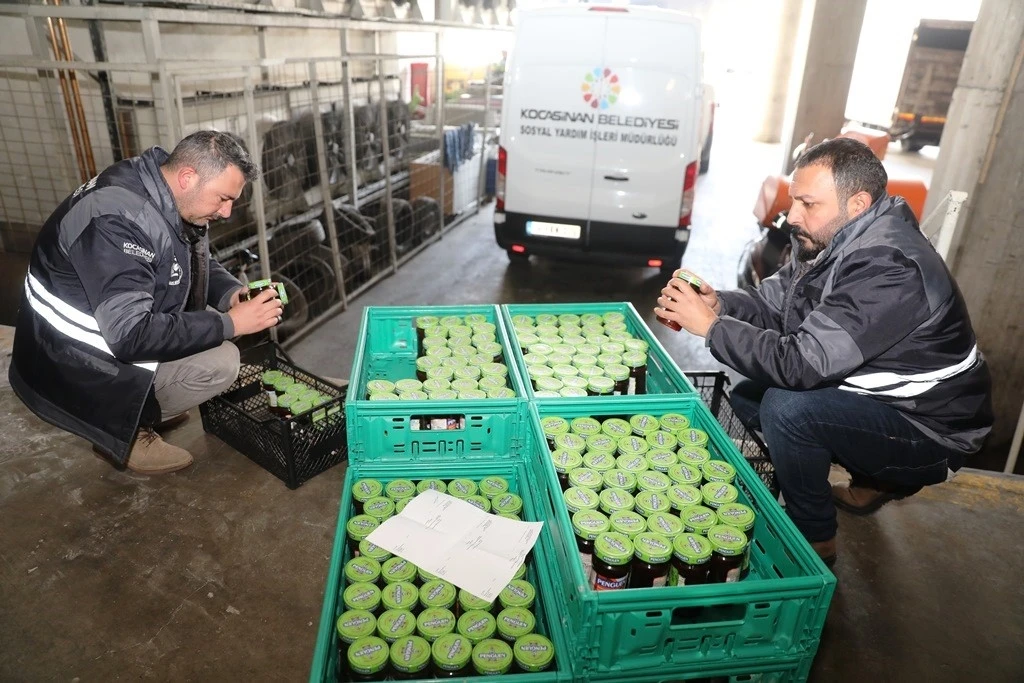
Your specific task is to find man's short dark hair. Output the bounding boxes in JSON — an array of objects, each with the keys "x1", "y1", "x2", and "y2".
[
  {"x1": 164, "y1": 130, "x2": 259, "y2": 184},
  {"x1": 796, "y1": 137, "x2": 888, "y2": 205}
]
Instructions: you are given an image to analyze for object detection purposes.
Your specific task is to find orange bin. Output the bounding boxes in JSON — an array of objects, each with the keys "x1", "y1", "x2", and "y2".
[{"x1": 753, "y1": 174, "x2": 927, "y2": 224}]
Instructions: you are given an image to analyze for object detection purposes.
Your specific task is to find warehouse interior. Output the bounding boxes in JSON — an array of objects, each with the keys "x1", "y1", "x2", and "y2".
[{"x1": 1, "y1": 0, "x2": 1023, "y2": 681}]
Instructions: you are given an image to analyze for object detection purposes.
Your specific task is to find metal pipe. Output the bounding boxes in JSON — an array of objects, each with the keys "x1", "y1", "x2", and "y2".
[
  {"x1": 476, "y1": 64, "x2": 491, "y2": 211},
  {"x1": 55, "y1": 1, "x2": 96, "y2": 176},
  {"x1": 44, "y1": 13, "x2": 87, "y2": 182},
  {"x1": 435, "y1": 31, "x2": 445, "y2": 237},
  {"x1": 376, "y1": 57, "x2": 397, "y2": 275}
]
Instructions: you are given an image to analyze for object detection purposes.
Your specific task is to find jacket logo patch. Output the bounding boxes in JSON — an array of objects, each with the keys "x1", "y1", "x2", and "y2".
[
  {"x1": 123, "y1": 242, "x2": 155, "y2": 263},
  {"x1": 169, "y1": 257, "x2": 183, "y2": 286}
]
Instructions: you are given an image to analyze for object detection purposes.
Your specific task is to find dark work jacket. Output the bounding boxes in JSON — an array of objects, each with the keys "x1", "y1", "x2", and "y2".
[
  {"x1": 9, "y1": 147, "x2": 241, "y2": 466},
  {"x1": 710, "y1": 195, "x2": 992, "y2": 455}
]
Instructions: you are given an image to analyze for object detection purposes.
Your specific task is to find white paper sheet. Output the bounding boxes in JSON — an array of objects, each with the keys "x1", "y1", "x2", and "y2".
[{"x1": 366, "y1": 490, "x2": 543, "y2": 601}]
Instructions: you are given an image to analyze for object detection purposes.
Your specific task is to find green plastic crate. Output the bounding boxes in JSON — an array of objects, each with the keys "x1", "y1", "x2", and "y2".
[
  {"x1": 584, "y1": 654, "x2": 814, "y2": 683},
  {"x1": 310, "y1": 458, "x2": 573, "y2": 683},
  {"x1": 500, "y1": 303, "x2": 695, "y2": 401},
  {"x1": 347, "y1": 305, "x2": 529, "y2": 460},
  {"x1": 528, "y1": 396, "x2": 836, "y2": 680}
]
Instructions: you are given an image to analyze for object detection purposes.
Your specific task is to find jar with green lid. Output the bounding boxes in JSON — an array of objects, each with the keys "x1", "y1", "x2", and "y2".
[
  {"x1": 621, "y1": 351, "x2": 648, "y2": 395},
  {"x1": 679, "y1": 428, "x2": 709, "y2": 449},
  {"x1": 477, "y1": 476, "x2": 508, "y2": 500},
  {"x1": 646, "y1": 449, "x2": 678, "y2": 473},
  {"x1": 574, "y1": 343, "x2": 599, "y2": 357},
  {"x1": 499, "y1": 579, "x2": 535, "y2": 610},
  {"x1": 577, "y1": 365, "x2": 605, "y2": 382},
  {"x1": 617, "y1": 435, "x2": 650, "y2": 459},
  {"x1": 363, "y1": 496, "x2": 395, "y2": 522},
  {"x1": 480, "y1": 361, "x2": 509, "y2": 380},
  {"x1": 271, "y1": 373, "x2": 296, "y2": 394},
  {"x1": 568, "y1": 467, "x2": 603, "y2": 492},
  {"x1": 426, "y1": 365, "x2": 455, "y2": 382},
  {"x1": 535, "y1": 312, "x2": 558, "y2": 325},
  {"x1": 276, "y1": 392, "x2": 298, "y2": 417},
  {"x1": 628, "y1": 532, "x2": 674, "y2": 588},
  {"x1": 450, "y1": 378, "x2": 480, "y2": 394},
  {"x1": 601, "y1": 418, "x2": 632, "y2": 439},
  {"x1": 496, "y1": 607, "x2": 535, "y2": 643},
  {"x1": 551, "y1": 365, "x2": 580, "y2": 384},
  {"x1": 366, "y1": 379, "x2": 396, "y2": 397},
  {"x1": 512, "y1": 563, "x2": 527, "y2": 582},
  {"x1": 681, "y1": 505, "x2": 718, "y2": 535},
  {"x1": 587, "y1": 375, "x2": 616, "y2": 397},
  {"x1": 261, "y1": 370, "x2": 282, "y2": 407},
  {"x1": 383, "y1": 581, "x2": 420, "y2": 614},
  {"x1": 417, "y1": 567, "x2": 439, "y2": 584},
  {"x1": 563, "y1": 486, "x2": 600, "y2": 514},
  {"x1": 559, "y1": 375, "x2": 589, "y2": 393},
  {"x1": 438, "y1": 315, "x2": 464, "y2": 328},
  {"x1": 599, "y1": 341, "x2": 626, "y2": 355},
  {"x1": 583, "y1": 451, "x2": 616, "y2": 473},
  {"x1": 549, "y1": 343, "x2": 573, "y2": 357},
  {"x1": 347, "y1": 515, "x2": 379, "y2": 555},
  {"x1": 381, "y1": 557, "x2": 418, "y2": 585},
  {"x1": 616, "y1": 453, "x2": 650, "y2": 475},
  {"x1": 472, "y1": 638, "x2": 514, "y2": 676},
  {"x1": 417, "y1": 478, "x2": 446, "y2": 494},
  {"x1": 346, "y1": 556, "x2": 382, "y2": 586},
  {"x1": 629, "y1": 414, "x2": 660, "y2": 436},
  {"x1": 458, "y1": 609, "x2": 497, "y2": 644},
  {"x1": 562, "y1": 333, "x2": 587, "y2": 346},
  {"x1": 635, "y1": 489, "x2": 671, "y2": 517},
  {"x1": 453, "y1": 365, "x2": 482, "y2": 382},
  {"x1": 603, "y1": 319, "x2": 628, "y2": 332},
  {"x1": 636, "y1": 469, "x2": 672, "y2": 494},
  {"x1": 291, "y1": 394, "x2": 314, "y2": 414},
  {"x1": 647, "y1": 511, "x2": 685, "y2": 540},
  {"x1": 398, "y1": 390, "x2": 429, "y2": 401},
  {"x1": 669, "y1": 533, "x2": 713, "y2": 587},
  {"x1": 545, "y1": 352, "x2": 571, "y2": 367},
  {"x1": 529, "y1": 365, "x2": 555, "y2": 385},
  {"x1": 346, "y1": 635, "x2": 390, "y2": 681},
  {"x1": 513, "y1": 633, "x2": 555, "y2": 673},
  {"x1": 419, "y1": 580, "x2": 457, "y2": 611},
  {"x1": 424, "y1": 322, "x2": 447, "y2": 339},
  {"x1": 677, "y1": 446, "x2": 712, "y2": 467},
  {"x1": 457, "y1": 590, "x2": 496, "y2": 618},
  {"x1": 359, "y1": 540, "x2": 392, "y2": 564},
  {"x1": 540, "y1": 416, "x2": 570, "y2": 448},
  {"x1": 551, "y1": 449, "x2": 584, "y2": 490},
  {"x1": 385, "y1": 479, "x2": 417, "y2": 501},
  {"x1": 596, "y1": 352, "x2": 623, "y2": 368},
  {"x1": 585, "y1": 433, "x2": 618, "y2": 455},
  {"x1": 476, "y1": 342, "x2": 504, "y2": 363},
  {"x1": 478, "y1": 375, "x2": 507, "y2": 392},
  {"x1": 579, "y1": 313, "x2": 603, "y2": 325},
  {"x1": 393, "y1": 379, "x2": 423, "y2": 395},
  {"x1": 441, "y1": 355, "x2": 468, "y2": 370},
  {"x1": 557, "y1": 387, "x2": 586, "y2": 398},
  {"x1": 447, "y1": 478, "x2": 478, "y2": 498},
  {"x1": 337, "y1": 609, "x2": 377, "y2": 680},
  {"x1": 517, "y1": 332, "x2": 540, "y2": 350},
  {"x1": 599, "y1": 364, "x2": 629, "y2": 395},
  {"x1": 417, "y1": 607, "x2": 456, "y2": 643},
  {"x1": 426, "y1": 346, "x2": 453, "y2": 361},
  {"x1": 535, "y1": 376, "x2": 564, "y2": 394},
  {"x1": 464, "y1": 495, "x2": 491, "y2": 513},
  {"x1": 667, "y1": 484, "x2": 704, "y2": 512},
  {"x1": 472, "y1": 333, "x2": 497, "y2": 349},
  {"x1": 647, "y1": 429, "x2": 679, "y2": 451},
  {"x1": 702, "y1": 482, "x2": 740, "y2": 510},
  {"x1": 421, "y1": 377, "x2": 451, "y2": 394},
  {"x1": 526, "y1": 342, "x2": 554, "y2": 357},
  {"x1": 707, "y1": 525, "x2": 749, "y2": 583},
  {"x1": 591, "y1": 532, "x2": 634, "y2": 590},
  {"x1": 538, "y1": 336, "x2": 563, "y2": 348},
  {"x1": 716, "y1": 502, "x2": 756, "y2": 534},
  {"x1": 572, "y1": 509, "x2": 610, "y2": 580},
  {"x1": 447, "y1": 324, "x2": 473, "y2": 340},
  {"x1": 603, "y1": 468, "x2": 637, "y2": 493},
  {"x1": 606, "y1": 330, "x2": 632, "y2": 343},
  {"x1": 428, "y1": 389, "x2": 459, "y2": 401},
  {"x1": 570, "y1": 416, "x2": 602, "y2": 437},
  {"x1": 702, "y1": 459, "x2": 737, "y2": 484},
  {"x1": 377, "y1": 608, "x2": 417, "y2": 644},
  {"x1": 388, "y1": 634, "x2": 431, "y2": 680},
  {"x1": 394, "y1": 498, "x2": 411, "y2": 515},
  {"x1": 572, "y1": 353, "x2": 599, "y2": 368},
  {"x1": 599, "y1": 487, "x2": 635, "y2": 515},
  {"x1": 344, "y1": 582, "x2": 383, "y2": 615},
  {"x1": 432, "y1": 633, "x2": 473, "y2": 678},
  {"x1": 492, "y1": 493, "x2": 523, "y2": 517},
  {"x1": 554, "y1": 432, "x2": 587, "y2": 454},
  {"x1": 609, "y1": 510, "x2": 647, "y2": 539},
  {"x1": 367, "y1": 392, "x2": 400, "y2": 402}
]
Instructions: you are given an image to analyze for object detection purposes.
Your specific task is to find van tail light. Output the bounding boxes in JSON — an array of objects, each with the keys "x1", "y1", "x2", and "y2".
[
  {"x1": 679, "y1": 161, "x2": 697, "y2": 227},
  {"x1": 496, "y1": 146, "x2": 507, "y2": 212}
]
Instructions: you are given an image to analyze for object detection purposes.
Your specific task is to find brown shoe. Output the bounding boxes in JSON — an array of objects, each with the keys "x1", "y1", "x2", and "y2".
[
  {"x1": 810, "y1": 537, "x2": 837, "y2": 567},
  {"x1": 156, "y1": 411, "x2": 191, "y2": 433},
  {"x1": 125, "y1": 427, "x2": 194, "y2": 474},
  {"x1": 833, "y1": 482, "x2": 920, "y2": 516}
]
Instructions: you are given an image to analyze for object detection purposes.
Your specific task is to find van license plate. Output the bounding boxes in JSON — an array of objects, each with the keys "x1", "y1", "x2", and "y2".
[{"x1": 526, "y1": 221, "x2": 581, "y2": 240}]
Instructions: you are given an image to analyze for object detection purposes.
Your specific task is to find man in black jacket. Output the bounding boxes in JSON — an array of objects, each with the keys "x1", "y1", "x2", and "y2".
[
  {"x1": 10, "y1": 131, "x2": 283, "y2": 474},
  {"x1": 656, "y1": 138, "x2": 992, "y2": 564}
]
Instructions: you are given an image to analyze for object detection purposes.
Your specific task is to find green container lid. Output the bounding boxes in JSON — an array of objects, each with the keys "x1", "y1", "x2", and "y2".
[
  {"x1": 635, "y1": 490, "x2": 671, "y2": 516},
  {"x1": 289, "y1": 398, "x2": 312, "y2": 415},
  {"x1": 416, "y1": 315, "x2": 440, "y2": 330},
  {"x1": 558, "y1": 387, "x2": 587, "y2": 398},
  {"x1": 562, "y1": 334, "x2": 587, "y2": 346},
  {"x1": 677, "y1": 446, "x2": 712, "y2": 467},
  {"x1": 426, "y1": 366, "x2": 455, "y2": 381},
  {"x1": 417, "y1": 607, "x2": 456, "y2": 642},
  {"x1": 478, "y1": 476, "x2": 509, "y2": 499},
  {"x1": 385, "y1": 479, "x2": 417, "y2": 500},
  {"x1": 563, "y1": 486, "x2": 600, "y2": 513},
  {"x1": 583, "y1": 451, "x2": 616, "y2": 473},
  {"x1": 600, "y1": 341, "x2": 626, "y2": 355},
  {"x1": 602, "y1": 468, "x2": 637, "y2": 492},
  {"x1": 633, "y1": 532, "x2": 673, "y2": 563},
  {"x1": 426, "y1": 346, "x2": 454, "y2": 361},
  {"x1": 428, "y1": 389, "x2": 459, "y2": 400},
  {"x1": 472, "y1": 638, "x2": 514, "y2": 675},
  {"x1": 561, "y1": 375, "x2": 591, "y2": 391},
  {"x1": 629, "y1": 414, "x2": 660, "y2": 436},
  {"x1": 432, "y1": 633, "x2": 473, "y2": 671},
  {"x1": 454, "y1": 365, "x2": 482, "y2": 381},
  {"x1": 679, "y1": 428, "x2": 709, "y2": 447},
  {"x1": 451, "y1": 378, "x2": 480, "y2": 393},
  {"x1": 702, "y1": 482, "x2": 740, "y2": 509},
  {"x1": 552, "y1": 364, "x2": 580, "y2": 380},
  {"x1": 621, "y1": 351, "x2": 647, "y2": 369},
  {"x1": 358, "y1": 540, "x2": 392, "y2": 563},
  {"x1": 478, "y1": 376, "x2": 507, "y2": 392},
  {"x1": 588, "y1": 376, "x2": 616, "y2": 395},
  {"x1": 395, "y1": 379, "x2": 424, "y2": 394},
  {"x1": 647, "y1": 430, "x2": 679, "y2": 451},
  {"x1": 420, "y1": 579, "x2": 457, "y2": 610},
  {"x1": 346, "y1": 515, "x2": 379, "y2": 543},
  {"x1": 518, "y1": 332, "x2": 540, "y2": 348},
  {"x1": 261, "y1": 369, "x2": 283, "y2": 384},
  {"x1": 575, "y1": 343, "x2": 600, "y2": 357},
  {"x1": 609, "y1": 510, "x2": 647, "y2": 538},
  {"x1": 636, "y1": 470, "x2": 672, "y2": 493},
  {"x1": 442, "y1": 355, "x2": 469, "y2": 369},
  {"x1": 668, "y1": 462, "x2": 703, "y2": 486},
  {"x1": 367, "y1": 392, "x2": 399, "y2": 402},
  {"x1": 716, "y1": 503, "x2": 756, "y2": 532},
  {"x1": 337, "y1": 609, "x2": 377, "y2": 644},
  {"x1": 541, "y1": 416, "x2": 570, "y2": 440},
  {"x1": 363, "y1": 496, "x2": 395, "y2": 522},
  {"x1": 347, "y1": 635, "x2": 389, "y2": 675},
  {"x1": 535, "y1": 313, "x2": 558, "y2": 325},
  {"x1": 417, "y1": 478, "x2": 447, "y2": 494},
  {"x1": 617, "y1": 435, "x2": 651, "y2": 458},
  {"x1": 458, "y1": 610, "x2": 497, "y2": 643},
  {"x1": 492, "y1": 493, "x2": 524, "y2": 516},
  {"x1": 646, "y1": 449, "x2": 678, "y2": 472},
  {"x1": 511, "y1": 314, "x2": 534, "y2": 326},
  {"x1": 568, "y1": 418, "x2": 601, "y2": 438},
  {"x1": 499, "y1": 579, "x2": 535, "y2": 610},
  {"x1": 353, "y1": 479, "x2": 384, "y2": 503},
  {"x1": 572, "y1": 353, "x2": 599, "y2": 368},
  {"x1": 568, "y1": 467, "x2": 603, "y2": 491},
  {"x1": 547, "y1": 352, "x2": 573, "y2": 367},
  {"x1": 594, "y1": 532, "x2": 634, "y2": 566},
  {"x1": 381, "y1": 557, "x2": 417, "y2": 584},
  {"x1": 527, "y1": 343, "x2": 554, "y2": 357},
  {"x1": 529, "y1": 365, "x2": 555, "y2": 382},
  {"x1": 616, "y1": 453, "x2": 650, "y2": 474},
  {"x1": 447, "y1": 478, "x2": 478, "y2": 498},
  {"x1": 343, "y1": 582, "x2": 382, "y2": 612},
  {"x1": 681, "y1": 505, "x2": 719, "y2": 534},
  {"x1": 554, "y1": 432, "x2": 588, "y2": 453},
  {"x1": 658, "y1": 413, "x2": 691, "y2": 434},
  {"x1": 597, "y1": 354, "x2": 624, "y2": 370},
  {"x1": 707, "y1": 524, "x2": 749, "y2": 556},
  {"x1": 621, "y1": 334, "x2": 647, "y2": 350},
  {"x1": 496, "y1": 607, "x2": 535, "y2": 643},
  {"x1": 513, "y1": 563, "x2": 527, "y2": 581},
  {"x1": 702, "y1": 459, "x2": 737, "y2": 484},
  {"x1": 551, "y1": 449, "x2": 584, "y2": 474},
  {"x1": 551, "y1": 343, "x2": 576, "y2": 356},
  {"x1": 472, "y1": 334, "x2": 497, "y2": 349},
  {"x1": 536, "y1": 376, "x2": 564, "y2": 393},
  {"x1": 438, "y1": 315, "x2": 464, "y2": 328},
  {"x1": 284, "y1": 382, "x2": 308, "y2": 396},
  {"x1": 366, "y1": 379, "x2": 396, "y2": 395},
  {"x1": 603, "y1": 321, "x2": 628, "y2": 333},
  {"x1": 270, "y1": 374, "x2": 295, "y2": 390},
  {"x1": 667, "y1": 484, "x2": 704, "y2": 511},
  {"x1": 389, "y1": 634, "x2": 431, "y2": 674},
  {"x1": 345, "y1": 556, "x2": 382, "y2": 585},
  {"x1": 585, "y1": 434, "x2": 618, "y2": 454},
  {"x1": 579, "y1": 313, "x2": 603, "y2": 325},
  {"x1": 606, "y1": 330, "x2": 632, "y2": 343},
  {"x1": 513, "y1": 633, "x2": 555, "y2": 672},
  {"x1": 423, "y1": 337, "x2": 448, "y2": 352},
  {"x1": 535, "y1": 391, "x2": 560, "y2": 398},
  {"x1": 418, "y1": 567, "x2": 439, "y2": 584},
  {"x1": 398, "y1": 390, "x2": 429, "y2": 401},
  {"x1": 647, "y1": 511, "x2": 685, "y2": 539},
  {"x1": 572, "y1": 509, "x2": 611, "y2": 540},
  {"x1": 673, "y1": 532, "x2": 714, "y2": 565},
  {"x1": 448, "y1": 325, "x2": 473, "y2": 339},
  {"x1": 382, "y1": 581, "x2": 420, "y2": 612},
  {"x1": 539, "y1": 335, "x2": 563, "y2": 347},
  {"x1": 599, "y1": 487, "x2": 635, "y2": 515},
  {"x1": 394, "y1": 498, "x2": 411, "y2": 515},
  {"x1": 480, "y1": 361, "x2": 509, "y2": 377},
  {"x1": 602, "y1": 418, "x2": 632, "y2": 439},
  {"x1": 421, "y1": 378, "x2": 451, "y2": 393},
  {"x1": 555, "y1": 313, "x2": 580, "y2": 326},
  {"x1": 458, "y1": 590, "x2": 495, "y2": 615},
  {"x1": 577, "y1": 365, "x2": 605, "y2": 380},
  {"x1": 377, "y1": 609, "x2": 417, "y2": 643},
  {"x1": 464, "y1": 495, "x2": 491, "y2": 513},
  {"x1": 464, "y1": 314, "x2": 488, "y2": 325}
]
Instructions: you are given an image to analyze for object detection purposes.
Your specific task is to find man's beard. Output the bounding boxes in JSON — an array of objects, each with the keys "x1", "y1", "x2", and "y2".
[{"x1": 793, "y1": 209, "x2": 849, "y2": 262}]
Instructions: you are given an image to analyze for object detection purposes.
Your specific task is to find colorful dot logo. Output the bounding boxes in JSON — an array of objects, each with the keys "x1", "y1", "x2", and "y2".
[{"x1": 582, "y1": 67, "x2": 620, "y2": 109}]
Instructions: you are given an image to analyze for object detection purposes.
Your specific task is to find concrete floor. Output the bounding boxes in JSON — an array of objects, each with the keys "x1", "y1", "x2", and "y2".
[{"x1": 2, "y1": 128, "x2": 1022, "y2": 681}]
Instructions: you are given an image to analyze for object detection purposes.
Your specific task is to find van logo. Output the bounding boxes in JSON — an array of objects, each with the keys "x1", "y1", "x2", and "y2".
[{"x1": 582, "y1": 67, "x2": 620, "y2": 109}]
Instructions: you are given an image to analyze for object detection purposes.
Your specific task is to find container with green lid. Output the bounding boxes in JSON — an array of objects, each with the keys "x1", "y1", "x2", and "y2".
[
  {"x1": 633, "y1": 531, "x2": 674, "y2": 565},
  {"x1": 647, "y1": 430, "x2": 679, "y2": 451},
  {"x1": 347, "y1": 635, "x2": 389, "y2": 677},
  {"x1": 417, "y1": 567, "x2": 439, "y2": 584},
  {"x1": 681, "y1": 505, "x2": 719, "y2": 535},
  {"x1": 496, "y1": 607, "x2": 535, "y2": 643},
  {"x1": 647, "y1": 511, "x2": 685, "y2": 539},
  {"x1": 616, "y1": 453, "x2": 650, "y2": 474},
  {"x1": 289, "y1": 398, "x2": 313, "y2": 416},
  {"x1": 635, "y1": 468, "x2": 671, "y2": 493},
  {"x1": 596, "y1": 353, "x2": 624, "y2": 369},
  {"x1": 382, "y1": 581, "x2": 419, "y2": 612},
  {"x1": 381, "y1": 557, "x2": 417, "y2": 585},
  {"x1": 617, "y1": 435, "x2": 651, "y2": 458},
  {"x1": 572, "y1": 509, "x2": 610, "y2": 540},
  {"x1": 473, "y1": 352, "x2": 500, "y2": 368},
  {"x1": 472, "y1": 638, "x2": 514, "y2": 675},
  {"x1": 428, "y1": 389, "x2": 459, "y2": 401},
  {"x1": 463, "y1": 313, "x2": 488, "y2": 325},
  {"x1": 602, "y1": 312, "x2": 626, "y2": 325},
  {"x1": 284, "y1": 381, "x2": 308, "y2": 396},
  {"x1": 562, "y1": 375, "x2": 591, "y2": 392},
  {"x1": 424, "y1": 323, "x2": 447, "y2": 338},
  {"x1": 583, "y1": 451, "x2": 616, "y2": 473},
  {"x1": 458, "y1": 590, "x2": 495, "y2": 615},
  {"x1": 512, "y1": 563, "x2": 527, "y2": 581},
  {"x1": 366, "y1": 379, "x2": 396, "y2": 396},
  {"x1": 577, "y1": 365, "x2": 605, "y2": 381},
  {"x1": 478, "y1": 375, "x2": 508, "y2": 392},
  {"x1": 603, "y1": 364, "x2": 631, "y2": 384},
  {"x1": 513, "y1": 633, "x2": 555, "y2": 673},
  {"x1": 609, "y1": 510, "x2": 647, "y2": 538},
  {"x1": 425, "y1": 365, "x2": 456, "y2": 382},
  {"x1": 447, "y1": 478, "x2": 478, "y2": 498},
  {"x1": 554, "y1": 432, "x2": 588, "y2": 454},
  {"x1": 635, "y1": 489, "x2": 671, "y2": 517},
  {"x1": 420, "y1": 579, "x2": 457, "y2": 610},
  {"x1": 480, "y1": 361, "x2": 509, "y2": 378},
  {"x1": 568, "y1": 467, "x2": 603, "y2": 492},
  {"x1": 572, "y1": 353, "x2": 599, "y2": 368},
  {"x1": 518, "y1": 332, "x2": 540, "y2": 348},
  {"x1": 540, "y1": 416, "x2": 570, "y2": 443},
  {"x1": 511, "y1": 314, "x2": 534, "y2": 327},
  {"x1": 394, "y1": 498, "x2": 411, "y2": 515},
  {"x1": 535, "y1": 376, "x2": 564, "y2": 393},
  {"x1": 679, "y1": 428, "x2": 709, "y2": 448},
  {"x1": 673, "y1": 532, "x2": 714, "y2": 565},
  {"x1": 464, "y1": 495, "x2": 491, "y2": 513},
  {"x1": 621, "y1": 351, "x2": 647, "y2": 369},
  {"x1": 599, "y1": 487, "x2": 635, "y2": 515},
  {"x1": 563, "y1": 486, "x2": 600, "y2": 513},
  {"x1": 545, "y1": 352, "x2": 571, "y2": 367},
  {"x1": 529, "y1": 365, "x2": 555, "y2": 382},
  {"x1": 558, "y1": 387, "x2": 587, "y2": 398},
  {"x1": 453, "y1": 365, "x2": 482, "y2": 382},
  {"x1": 562, "y1": 334, "x2": 587, "y2": 346},
  {"x1": 359, "y1": 540, "x2": 392, "y2": 563},
  {"x1": 606, "y1": 330, "x2": 632, "y2": 343},
  {"x1": 384, "y1": 479, "x2": 416, "y2": 501},
  {"x1": 716, "y1": 503, "x2": 756, "y2": 533},
  {"x1": 346, "y1": 515, "x2": 379, "y2": 545},
  {"x1": 421, "y1": 377, "x2": 451, "y2": 393},
  {"x1": 667, "y1": 484, "x2": 704, "y2": 512},
  {"x1": 451, "y1": 378, "x2": 480, "y2": 393},
  {"x1": 535, "y1": 390, "x2": 560, "y2": 398},
  {"x1": 457, "y1": 609, "x2": 497, "y2": 644},
  {"x1": 271, "y1": 375, "x2": 295, "y2": 392},
  {"x1": 363, "y1": 496, "x2": 395, "y2": 522},
  {"x1": 574, "y1": 343, "x2": 600, "y2": 357},
  {"x1": 702, "y1": 482, "x2": 740, "y2": 509},
  {"x1": 708, "y1": 524, "x2": 749, "y2": 556},
  {"x1": 438, "y1": 315, "x2": 464, "y2": 328},
  {"x1": 646, "y1": 449, "x2": 678, "y2": 472},
  {"x1": 600, "y1": 341, "x2": 626, "y2": 355},
  {"x1": 585, "y1": 433, "x2": 618, "y2": 454},
  {"x1": 367, "y1": 392, "x2": 399, "y2": 402},
  {"x1": 417, "y1": 478, "x2": 446, "y2": 494},
  {"x1": 261, "y1": 369, "x2": 282, "y2": 384},
  {"x1": 426, "y1": 346, "x2": 454, "y2": 360},
  {"x1": 478, "y1": 476, "x2": 509, "y2": 499},
  {"x1": 389, "y1": 634, "x2": 431, "y2": 675},
  {"x1": 658, "y1": 412, "x2": 691, "y2": 434},
  {"x1": 588, "y1": 376, "x2": 616, "y2": 396},
  {"x1": 538, "y1": 334, "x2": 563, "y2": 347},
  {"x1": 337, "y1": 609, "x2": 377, "y2": 645},
  {"x1": 474, "y1": 335, "x2": 499, "y2": 352},
  {"x1": 398, "y1": 390, "x2": 429, "y2": 401},
  {"x1": 594, "y1": 532, "x2": 634, "y2": 567},
  {"x1": 702, "y1": 459, "x2": 737, "y2": 484},
  {"x1": 343, "y1": 582, "x2": 382, "y2": 613},
  {"x1": 622, "y1": 336, "x2": 647, "y2": 352},
  {"x1": 668, "y1": 462, "x2": 703, "y2": 486},
  {"x1": 433, "y1": 632, "x2": 473, "y2": 673},
  {"x1": 552, "y1": 364, "x2": 580, "y2": 380},
  {"x1": 345, "y1": 556, "x2": 382, "y2": 585},
  {"x1": 377, "y1": 608, "x2": 417, "y2": 643},
  {"x1": 415, "y1": 315, "x2": 440, "y2": 330},
  {"x1": 551, "y1": 449, "x2": 584, "y2": 474},
  {"x1": 417, "y1": 607, "x2": 456, "y2": 642},
  {"x1": 394, "y1": 379, "x2": 424, "y2": 394},
  {"x1": 579, "y1": 312, "x2": 603, "y2": 325},
  {"x1": 448, "y1": 324, "x2": 473, "y2": 339},
  {"x1": 549, "y1": 342, "x2": 574, "y2": 356},
  {"x1": 442, "y1": 355, "x2": 469, "y2": 369},
  {"x1": 629, "y1": 414, "x2": 660, "y2": 436},
  {"x1": 603, "y1": 468, "x2": 637, "y2": 492},
  {"x1": 492, "y1": 493, "x2": 524, "y2": 517},
  {"x1": 527, "y1": 342, "x2": 554, "y2": 357},
  {"x1": 499, "y1": 579, "x2": 535, "y2": 610}
]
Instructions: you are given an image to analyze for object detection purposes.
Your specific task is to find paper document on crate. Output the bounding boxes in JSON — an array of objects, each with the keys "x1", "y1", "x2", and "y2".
[{"x1": 367, "y1": 490, "x2": 543, "y2": 601}]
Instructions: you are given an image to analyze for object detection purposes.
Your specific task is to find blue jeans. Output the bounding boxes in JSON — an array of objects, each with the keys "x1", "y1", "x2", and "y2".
[{"x1": 729, "y1": 381, "x2": 964, "y2": 542}]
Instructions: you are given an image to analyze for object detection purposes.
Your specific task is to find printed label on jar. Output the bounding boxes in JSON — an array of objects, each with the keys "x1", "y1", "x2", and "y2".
[
  {"x1": 726, "y1": 568, "x2": 741, "y2": 583},
  {"x1": 652, "y1": 575, "x2": 668, "y2": 588},
  {"x1": 628, "y1": 377, "x2": 637, "y2": 396},
  {"x1": 593, "y1": 571, "x2": 628, "y2": 591},
  {"x1": 579, "y1": 552, "x2": 593, "y2": 582},
  {"x1": 266, "y1": 390, "x2": 277, "y2": 407}
]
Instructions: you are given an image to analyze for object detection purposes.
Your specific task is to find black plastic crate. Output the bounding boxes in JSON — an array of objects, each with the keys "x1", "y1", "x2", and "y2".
[
  {"x1": 685, "y1": 371, "x2": 778, "y2": 498},
  {"x1": 200, "y1": 342, "x2": 347, "y2": 489}
]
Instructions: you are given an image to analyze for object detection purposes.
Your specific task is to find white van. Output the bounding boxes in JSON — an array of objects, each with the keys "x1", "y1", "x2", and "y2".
[{"x1": 494, "y1": 5, "x2": 705, "y2": 275}]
